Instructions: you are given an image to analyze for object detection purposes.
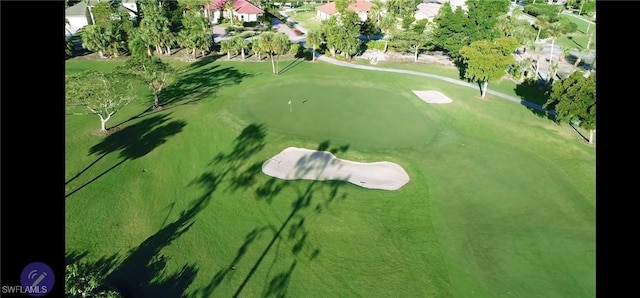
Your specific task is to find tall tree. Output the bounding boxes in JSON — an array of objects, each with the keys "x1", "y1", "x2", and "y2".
[
  {"x1": 465, "y1": 0, "x2": 511, "y2": 42},
  {"x1": 459, "y1": 37, "x2": 519, "y2": 98},
  {"x1": 257, "y1": 32, "x2": 291, "y2": 74},
  {"x1": 379, "y1": 13, "x2": 398, "y2": 52},
  {"x1": 369, "y1": 0, "x2": 385, "y2": 28},
  {"x1": 433, "y1": 2, "x2": 468, "y2": 58},
  {"x1": 390, "y1": 30, "x2": 432, "y2": 62},
  {"x1": 271, "y1": 32, "x2": 291, "y2": 74},
  {"x1": 225, "y1": 0, "x2": 235, "y2": 26},
  {"x1": 570, "y1": 33, "x2": 593, "y2": 74},
  {"x1": 81, "y1": 25, "x2": 110, "y2": 58},
  {"x1": 234, "y1": 36, "x2": 250, "y2": 61},
  {"x1": 306, "y1": 30, "x2": 324, "y2": 62},
  {"x1": 321, "y1": 11, "x2": 361, "y2": 60},
  {"x1": 545, "y1": 21, "x2": 564, "y2": 81},
  {"x1": 496, "y1": 6, "x2": 536, "y2": 47},
  {"x1": 179, "y1": 10, "x2": 211, "y2": 58},
  {"x1": 119, "y1": 56, "x2": 176, "y2": 108},
  {"x1": 543, "y1": 71, "x2": 596, "y2": 143},
  {"x1": 140, "y1": 3, "x2": 172, "y2": 55},
  {"x1": 128, "y1": 28, "x2": 153, "y2": 58},
  {"x1": 220, "y1": 39, "x2": 235, "y2": 59},
  {"x1": 251, "y1": 40, "x2": 262, "y2": 61},
  {"x1": 65, "y1": 70, "x2": 134, "y2": 132}
]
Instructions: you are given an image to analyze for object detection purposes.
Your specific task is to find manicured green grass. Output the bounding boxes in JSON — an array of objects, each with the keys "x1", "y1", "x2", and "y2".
[
  {"x1": 287, "y1": 10, "x2": 323, "y2": 32},
  {"x1": 65, "y1": 57, "x2": 595, "y2": 297},
  {"x1": 556, "y1": 13, "x2": 596, "y2": 51},
  {"x1": 349, "y1": 60, "x2": 550, "y2": 106}
]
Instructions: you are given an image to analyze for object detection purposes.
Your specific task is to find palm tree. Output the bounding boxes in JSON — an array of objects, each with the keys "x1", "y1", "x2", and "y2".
[
  {"x1": 545, "y1": 22, "x2": 563, "y2": 79},
  {"x1": 379, "y1": 13, "x2": 397, "y2": 53},
  {"x1": 81, "y1": 25, "x2": 109, "y2": 58},
  {"x1": 257, "y1": 32, "x2": 276, "y2": 73},
  {"x1": 559, "y1": 45, "x2": 572, "y2": 63},
  {"x1": 65, "y1": 18, "x2": 74, "y2": 57},
  {"x1": 306, "y1": 30, "x2": 323, "y2": 62},
  {"x1": 225, "y1": 0, "x2": 235, "y2": 26},
  {"x1": 369, "y1": 0, "x2": 385, "y2": 28},
  {"x1": 570, "y1": 33, "x2": 593, "y2": 74},
  {"x1": 548, "y1": 60, "x2": 559, "y2": 82},
  {"x1": 534, "y1": 15, "x2": 549, "y2": 42},
  {"x1": 251, "y1": 39, "x2": 261, "y2": 60},
  {"x1": 128, "y1": 28, "x2": 153, "y2": 57},
  {"x1": 528, "y1": 41, "x2": 543, "y2": 79},
  {"x1": 220, "y1": 39, "x2": 234, "y2": 59},
  {"x1": 236, "y1": 37, "x2": 250, "y2": 60},
  {"x1": 272, "y1": 32, "x2": 291, "y2": 74}
]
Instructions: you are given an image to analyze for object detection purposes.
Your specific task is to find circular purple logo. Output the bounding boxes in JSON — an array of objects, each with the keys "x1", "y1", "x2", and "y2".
[{"x1": 20, "y1": 262, "x2": 54, "y2": 297}]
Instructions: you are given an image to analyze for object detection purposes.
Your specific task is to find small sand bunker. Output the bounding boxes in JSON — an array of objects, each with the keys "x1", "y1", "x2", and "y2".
[
  {"x1": 262, "y1": 147, "x2": 410, "y2": 191},
  {"x1": 413, "y1": 90, "x2": 453, "y2": 104}
]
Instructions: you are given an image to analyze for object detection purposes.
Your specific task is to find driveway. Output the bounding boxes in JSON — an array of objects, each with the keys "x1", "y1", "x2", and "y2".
[{"x1": 271, "y1": 17, "x2": 306, "y2": 44}]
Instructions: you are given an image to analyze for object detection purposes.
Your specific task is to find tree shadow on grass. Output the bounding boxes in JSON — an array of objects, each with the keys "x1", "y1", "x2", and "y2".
[
  {"x1": 279, "y1": 58, "x2": 305, "y2": 75},
  {"x1": 563, "y1": 53, "x2": 595, "y2": 72},
  {"x1": 65, "y1": 192, "x2": 206, "y2": 297},
  {"x1": 514, "y1": 78, "x2": 559, "y2": 120},
  {"x1": 65, "y1": 113, "x2": 186, "y2": 199},
  {"x1": 107, "y1": 61, "x2": 252, "y2": 130},
  {"x1": 158, "y1": 64, "x2": 255, "y2": 108},
  {"x1": 66, "y1": 123, "x2": 271, "y2": 297},
  {"x1": 192, "y1": 140, "x2": 351, "y2": 297}
]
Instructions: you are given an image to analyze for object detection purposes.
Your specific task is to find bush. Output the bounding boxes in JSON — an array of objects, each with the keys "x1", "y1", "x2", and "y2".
[
  {"x1": 524, "y1": 3, "x2": 562, "y2": 22},
  {"x1": 365, "y1": 40, "x2": 386, "y2": 51},
  {"x1": 288, "y1": 43, "x2": 308, "y2": 59},
  {"x1": 243, "y1": 21, "x2": 259, "y2": 27},
  {"x1": 559, "y1": 18, "x2": 578, "y2": 34}
]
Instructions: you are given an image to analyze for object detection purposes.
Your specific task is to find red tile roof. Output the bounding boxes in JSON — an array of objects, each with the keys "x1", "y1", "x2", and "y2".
[
  {"x1": 348, "y1": 0, "x2": 373, "y2": 12},
  {"x1": 317, "y1": 0, "x2": 373, "y2": 16},
  {"x1": 317, "y1": 2, "x2": 338, "y2": 15},
  {"x1": 207, "y1": 0, "x2": 264, "y2": 14}
]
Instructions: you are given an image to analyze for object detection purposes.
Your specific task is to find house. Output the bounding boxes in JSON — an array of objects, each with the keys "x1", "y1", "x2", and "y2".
[
  {"x1": 65, "y1": 0, "x2": 138, "y2": 37},
  {"x1": 316, "y1": 0, "x2": 374, "y2": 22},
  {"x1": 414, "y1": 2, "x2": 442, "y2": 22},
  {"x1": 206, "y1": 0, "x2": 265, "y2": 24},
  {"x1": 448, "y1": 0, "x2": 468, "y2": 11},
  {"x1": 65, "y1": 1, "x2": 92, "y2": 37}
]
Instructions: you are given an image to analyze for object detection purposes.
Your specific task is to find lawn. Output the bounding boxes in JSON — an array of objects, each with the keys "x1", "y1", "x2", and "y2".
[
  {"x1": 349, "y1": 60, "x2": 550, "y2": 106},
  {"x1": 65, "y1": 57, "x2": 595, "y2": 297},
  {"x1": 556, "y1": 13, "x2": 596, "y2": 51},
  {"x1": 286, "y1": 10, "x2": 323, "y2": 32}
]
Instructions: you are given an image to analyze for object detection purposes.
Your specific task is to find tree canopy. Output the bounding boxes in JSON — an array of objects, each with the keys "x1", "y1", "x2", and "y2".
[
  {"x1": 66, "y1": 70, "x2": 135, "y2": 132},
  {"x1": 459, "y1": 37, "x2": 518, "y2": 98},
  {"x1": 544, "y1": 71, "x2": 596, "y2": 134}
]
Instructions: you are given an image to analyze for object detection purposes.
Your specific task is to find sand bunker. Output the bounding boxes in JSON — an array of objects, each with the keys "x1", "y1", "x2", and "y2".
[
  {"x1": 413, "y1": 90, "x2": 453, "y2": 104},
  {"x1": 262, "y1": 147, "x2": 410, "y2": 191}
]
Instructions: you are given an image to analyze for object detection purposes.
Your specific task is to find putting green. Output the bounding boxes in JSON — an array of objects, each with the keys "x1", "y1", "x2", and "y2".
[{"x1": 233, "y1": 79, "x2": 437, "y2": 149}]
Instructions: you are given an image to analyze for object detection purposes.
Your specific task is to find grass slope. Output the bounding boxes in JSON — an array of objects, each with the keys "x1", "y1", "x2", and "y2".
[{"x1": 65, "y1": 57, "x2": 595, "y2": 298}]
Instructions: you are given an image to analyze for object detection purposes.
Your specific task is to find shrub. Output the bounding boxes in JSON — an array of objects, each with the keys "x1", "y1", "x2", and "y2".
[
  {"x1": 243, "y1": 21, "x2": 258, "y2": 27},
  {"x1": 524, "y1": 3, "x2": 562, "y2": 22},
  {"x1": 559, "y1": 18, "x2": 578, "y2": 34},
  {"x1": 289, "y1": 43, "x2": 303, "y2": 56},
  {"x1": 366, "y1": 40, "x2": 386, "y2": 51}
]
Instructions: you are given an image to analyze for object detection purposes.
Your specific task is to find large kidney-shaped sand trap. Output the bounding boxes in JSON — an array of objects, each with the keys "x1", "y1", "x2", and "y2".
[
  {"x1": 413, "y1": 90, "x2": 453, "y2": 104},
  {"x1": 262, "y1": 147, "x2": 410, "y2": 191}
]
